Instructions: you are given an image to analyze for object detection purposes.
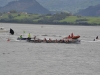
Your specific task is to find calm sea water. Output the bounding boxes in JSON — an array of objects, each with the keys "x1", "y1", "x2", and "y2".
[{"x1": 0, "y1": 23, "x2": 100, "y2": 75}]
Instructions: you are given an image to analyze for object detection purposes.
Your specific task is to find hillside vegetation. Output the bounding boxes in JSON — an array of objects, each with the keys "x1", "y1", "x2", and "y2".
[{"x1": 0, "y1": 11, "x2": 100, "y2": 25}]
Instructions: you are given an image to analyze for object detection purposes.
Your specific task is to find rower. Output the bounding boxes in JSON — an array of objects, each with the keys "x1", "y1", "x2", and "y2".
[{"x1": 33, "y1": 36, "x2": 36, "y2": 40}]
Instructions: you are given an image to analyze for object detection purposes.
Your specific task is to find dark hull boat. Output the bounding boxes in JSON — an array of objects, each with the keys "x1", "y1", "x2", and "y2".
[
  {"x1": 17, "y1": 37, "x2": 27, "y2": 40},
  {"x1": 17, "y1": 37, "x2": 31, "y2": 40},
  {"x1": 26, "y1": 38, "x2": 80, "y2": 44}
]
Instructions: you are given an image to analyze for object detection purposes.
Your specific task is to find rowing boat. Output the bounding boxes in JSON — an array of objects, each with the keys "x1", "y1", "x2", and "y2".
[
  {"x1": 17, "y1": 33, "x2": 81, "y2": 44},
  {"x1": 26, "y1": 38, "x2": 80, "y2": 44}
]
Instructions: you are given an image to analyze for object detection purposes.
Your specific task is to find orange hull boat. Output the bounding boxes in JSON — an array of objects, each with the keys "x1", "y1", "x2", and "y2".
[{"x1": 72, "y1": 35, "x2": 80, "y2": 39}]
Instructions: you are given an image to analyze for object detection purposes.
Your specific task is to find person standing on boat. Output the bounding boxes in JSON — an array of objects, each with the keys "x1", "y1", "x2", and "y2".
[
  {"x1": 96, "y1": 36, "x2": 98, "y2": 39},
  {"x1": 28, "y1": 33, "x2": 31, "y2": 38},
  {"x1": 27, "y1": 33, "x2": 31, "y2": 41},
  {"x1": 20, "y1": 35, "x2": 22, "y2": 39}
]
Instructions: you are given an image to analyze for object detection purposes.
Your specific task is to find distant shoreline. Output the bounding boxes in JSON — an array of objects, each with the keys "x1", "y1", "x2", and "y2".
[
  {"x1": 0, "y1": 22, "x2": 99, "y2": 26},
  {"x1": 0, "y1": 12, "x2": 100, "y2": 26}
]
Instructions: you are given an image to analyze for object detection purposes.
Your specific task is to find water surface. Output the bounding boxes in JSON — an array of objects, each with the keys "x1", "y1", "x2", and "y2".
[{"x1": 0, "y1": 23, "x2": 100, "y2": 75}]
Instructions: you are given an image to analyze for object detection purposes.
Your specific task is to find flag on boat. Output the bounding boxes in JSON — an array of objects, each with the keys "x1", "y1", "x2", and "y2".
[{"x1": 10, "y1": 28, "x2": 14, "y2": 35}]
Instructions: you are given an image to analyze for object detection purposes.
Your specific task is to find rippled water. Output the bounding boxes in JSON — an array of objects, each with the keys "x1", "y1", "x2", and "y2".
[{"x1": 0, "y1": 23, "x2": 100, "y2": 75}]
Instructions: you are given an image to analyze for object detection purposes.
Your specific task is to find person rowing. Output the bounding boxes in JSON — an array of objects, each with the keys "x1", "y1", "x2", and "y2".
[{"x1": 33, "y1": 36, "x2": 36, "y2": 40}]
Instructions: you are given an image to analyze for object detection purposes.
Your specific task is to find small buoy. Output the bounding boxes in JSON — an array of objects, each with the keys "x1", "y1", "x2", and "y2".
[{"x1": 7, "y1": 38, "x2": 10, "y2": 41}]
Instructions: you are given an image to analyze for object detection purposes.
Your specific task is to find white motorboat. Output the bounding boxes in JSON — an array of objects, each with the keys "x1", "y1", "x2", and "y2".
[{"x1": 0, "y1": 27, "x2": 9, "y2": 33}]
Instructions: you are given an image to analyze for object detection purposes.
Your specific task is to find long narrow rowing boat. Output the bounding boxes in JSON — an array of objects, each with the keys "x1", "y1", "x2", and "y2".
[
  {"x1": 17, "y1": 33, "x2": 81, "y2": 44},
  {"x1": 26, "y1": 38, "x2": 80, "y2": 44}
]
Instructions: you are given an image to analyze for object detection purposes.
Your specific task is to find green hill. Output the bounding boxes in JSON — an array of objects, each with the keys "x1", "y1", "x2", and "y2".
[
  {"x1": 36, "y1": 0, "x2": 100, "y2": 13},
  {"x1": 0, "y1": 0, "x2": 100, "y2": 13},
  {"x1": 0, "y1": 0, "x2": 50, "y2": 14},
  {"x1": 76, "y1": 4, "x2": 100, "y2": 16}
]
